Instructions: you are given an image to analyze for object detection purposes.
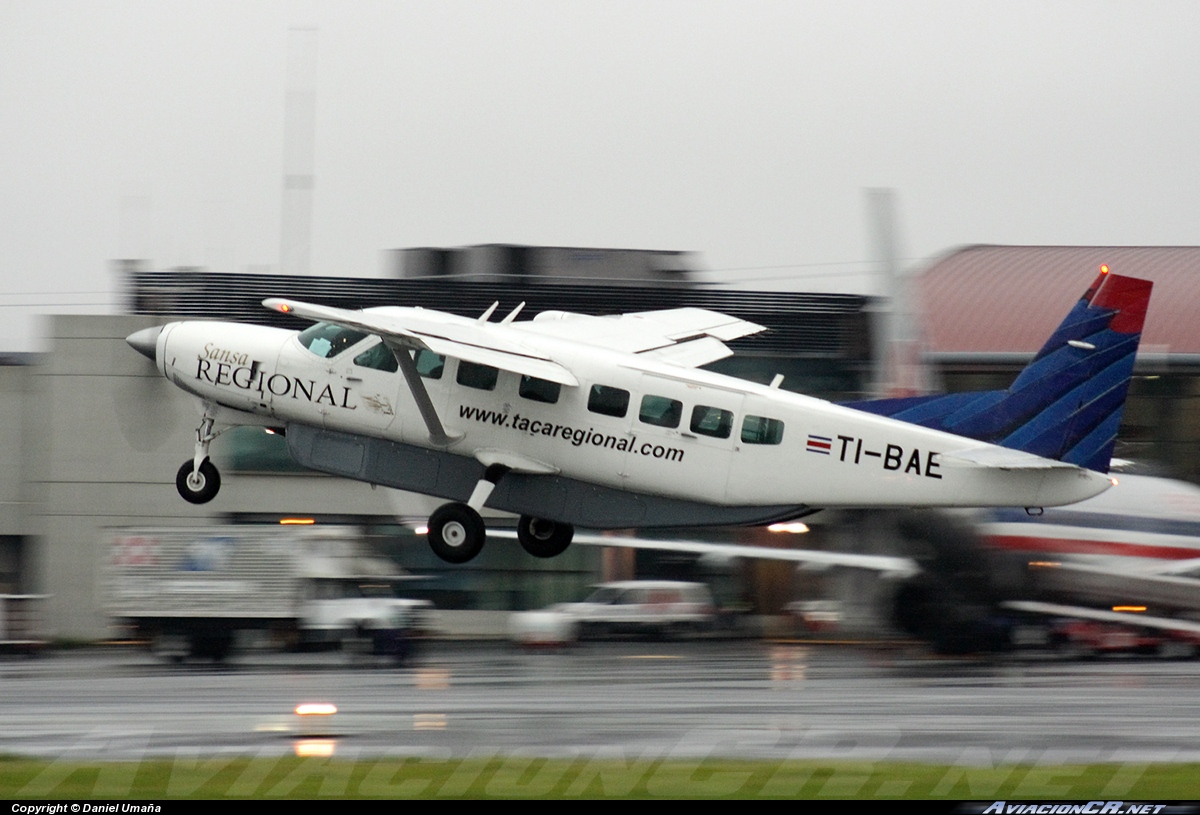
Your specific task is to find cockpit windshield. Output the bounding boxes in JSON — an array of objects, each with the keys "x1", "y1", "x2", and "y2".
[{"x1": 297, "y1": 322, "x2": 369, "y2": 359}]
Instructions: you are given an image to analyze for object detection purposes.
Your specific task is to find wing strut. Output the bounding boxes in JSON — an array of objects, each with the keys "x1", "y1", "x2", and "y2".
[{"x1": 390, "y1": 342, "x2": 462, "y2": 446}]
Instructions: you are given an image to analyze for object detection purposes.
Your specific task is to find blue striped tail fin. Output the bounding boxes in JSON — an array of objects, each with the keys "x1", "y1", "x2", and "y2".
[{"x1": 840, "y1": 270, "x2": 1153, "y2": 473}]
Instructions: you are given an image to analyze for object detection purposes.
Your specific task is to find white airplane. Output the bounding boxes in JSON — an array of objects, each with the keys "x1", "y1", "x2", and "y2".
[{"x1": 125, "y1": 268, "x2": 1149, "y2": 566}]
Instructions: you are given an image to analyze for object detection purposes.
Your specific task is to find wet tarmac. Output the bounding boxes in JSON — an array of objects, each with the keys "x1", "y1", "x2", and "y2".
[{"x1": 3, "y1": 640, "x2": 1199, "y2": 764}]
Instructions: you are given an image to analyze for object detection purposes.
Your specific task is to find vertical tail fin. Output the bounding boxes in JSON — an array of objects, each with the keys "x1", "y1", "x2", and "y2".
[{"x1": 840, "y1": 270, "x2": 1153, "y2": 473}]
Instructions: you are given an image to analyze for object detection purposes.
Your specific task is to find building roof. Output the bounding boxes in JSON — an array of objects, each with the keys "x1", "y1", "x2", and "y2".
[{"x1": 919, "y1": 245, "x2": 1200, "y2": 357}]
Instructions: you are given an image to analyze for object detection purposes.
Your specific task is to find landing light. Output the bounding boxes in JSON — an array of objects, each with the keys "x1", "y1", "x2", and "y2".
[
  {"x1": 768, "y1": 522, "x2": 810, "y2": 534},
  {"x1": 295, "y1": 703, "x2": 338, "y2": 715},
  {"x1": 294, "y1": 703, "x2": 338, "y2": 739},
  {"x1": 294, "y1": 739, "x2": 336, "y2": 758},
  {"x1": 413, "y1": 713, "x2": 447, "y2": 730},
  {"x1": 1100, "y1": 264, "x2": 1109, "y2": 274},
  {"x1": 414, "y1": 525, "x2": 429, "y2": 536},
  {"x1": 1110, "y1": 477, "x2": 1119, "y2": 486}
]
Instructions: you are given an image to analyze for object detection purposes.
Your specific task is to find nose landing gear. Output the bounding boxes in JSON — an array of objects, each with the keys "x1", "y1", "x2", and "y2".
[
  {"x1": 176, "y1": 415, "x2": 223, "y2": 504},
  {"x1": 176, "y1": 459, "x2": 220, "y2": 504}
]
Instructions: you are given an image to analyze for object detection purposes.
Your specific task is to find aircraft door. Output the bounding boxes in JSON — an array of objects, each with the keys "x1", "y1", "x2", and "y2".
[
  {"x1": 556, "y1": 372, "x2": 640, "y2": 488},
  {"x1": 624, "y1": 375, "x2": 743, "y2": 505},
  {"x1": 725, "y1": 393, "x2": 791, "y2": 505},
  {"x1": 331, "y1": 338, "x2": 404, "y2": 436}
]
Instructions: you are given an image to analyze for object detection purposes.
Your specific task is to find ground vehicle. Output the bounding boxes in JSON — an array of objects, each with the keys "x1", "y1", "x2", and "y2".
[
  {"x1": 105, "y1": 526, "x2": 430, "y2": 662},
  {"x1": 1048, "y1": 618, "x2": 1200, "y2": 659},
  {"x1": 554, "y1": 580, "x2": 717, "y2": 639},
  {"x1": 0, "y1": 595, "x2": 48, "y2": 655}
]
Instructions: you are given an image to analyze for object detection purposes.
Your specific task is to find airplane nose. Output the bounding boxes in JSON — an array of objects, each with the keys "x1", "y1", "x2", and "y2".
[{"x1": 126, "y1": 326, "x2": 162, "y2": 361}]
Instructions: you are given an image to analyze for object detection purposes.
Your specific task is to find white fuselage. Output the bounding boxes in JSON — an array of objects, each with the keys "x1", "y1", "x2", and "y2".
[{"x1": 150, "y1": 312, "x2": 1112, "y2": 511}]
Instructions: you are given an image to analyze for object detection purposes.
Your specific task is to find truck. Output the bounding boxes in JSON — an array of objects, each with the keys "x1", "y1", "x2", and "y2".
[
  {"x1": 0, "y1": 594, "x2": 49, "y2": 654},
  {"x1": 105, "y1": 526, "x2": 432, "y2": 662}
]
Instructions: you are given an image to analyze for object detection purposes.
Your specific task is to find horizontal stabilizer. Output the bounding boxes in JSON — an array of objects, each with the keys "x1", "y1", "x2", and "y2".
[{"x1": 939, "y1": 445, "x2": 1082, "y2": 471}]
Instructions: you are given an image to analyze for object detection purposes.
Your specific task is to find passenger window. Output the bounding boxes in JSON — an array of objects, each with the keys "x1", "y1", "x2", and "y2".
[
  {"x1": 353, "y1": 340, "x2": 398, "y2": 373},
  {"x1": 413, "y1": 349, "x2": 444, "y2": 379},
  {"x1": 690, "y1": 404, "x2": 733, "y2": 438},
  {"x1": 741, "y1": 415, "x2": 785, "y2": 445},
  {"x1": 456, "y1": 360, "x2": 498, "y2": 390},
  {"x1": 640, "y1": 395, "x2": 682, "y2": 428},
  {"x1": 297, "y1": 322, "x2": 369, "y2": 359},
  {"x1": 519, "y1": 375, "x2": 560, "y2": 404},
  {"x1": 588, "y1": 385, "x2": 630, "y2": 418}
]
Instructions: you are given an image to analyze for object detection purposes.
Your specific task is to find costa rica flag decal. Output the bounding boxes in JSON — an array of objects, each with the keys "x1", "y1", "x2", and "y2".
[{"x1": 806, "y1": 434, "x2": 832, "y2": 455}]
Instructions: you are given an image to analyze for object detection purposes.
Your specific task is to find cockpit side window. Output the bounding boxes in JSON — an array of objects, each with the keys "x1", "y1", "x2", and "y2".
[
  {"x1": 413, "y1": 349, "x2": 445, "y2": 379},
  {"x1": 298, "y1": 322, "x2": 369, "y2": 359},
  {"x1": 353, "y1": 340, "x2": 399, "y2": 372}
]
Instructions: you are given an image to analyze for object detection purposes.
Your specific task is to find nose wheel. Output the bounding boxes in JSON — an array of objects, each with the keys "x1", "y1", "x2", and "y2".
[
  {"x1": 427, "y1": 503, "x2": 486, "y2": 564},
  {"x1": 176, "y1": 459, "x2": 220, "y2": 504},
  {"x1": 517, "y1": 516, "x2": 574, "y2": 558},
  {"x1": 176, "y1": 414, "x2": 223, "y2": 504}
]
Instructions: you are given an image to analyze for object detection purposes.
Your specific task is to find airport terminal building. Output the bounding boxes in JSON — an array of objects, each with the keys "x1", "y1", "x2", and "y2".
[{"x1": 4, "y1": 244, "x2": 1199, "y2": 638}]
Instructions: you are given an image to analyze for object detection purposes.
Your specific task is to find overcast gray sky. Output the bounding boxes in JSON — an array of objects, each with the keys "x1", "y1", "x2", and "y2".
[{"x1": 1, "y1": 1, "x2": 1197, "y2": 350}]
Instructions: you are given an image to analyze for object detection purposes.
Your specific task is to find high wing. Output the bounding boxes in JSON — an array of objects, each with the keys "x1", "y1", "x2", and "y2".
[
  {"x1": 519, "y1": 307, "x2": 767, "y2": 368},
  {"x1": 263, "y1": 298, "x2": 579, "y2": 386}
]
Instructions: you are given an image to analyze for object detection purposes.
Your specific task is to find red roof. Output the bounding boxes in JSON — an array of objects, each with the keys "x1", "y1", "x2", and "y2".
[{"x1": 918, "y1": 246, "x2": 1200, "y2": 355}]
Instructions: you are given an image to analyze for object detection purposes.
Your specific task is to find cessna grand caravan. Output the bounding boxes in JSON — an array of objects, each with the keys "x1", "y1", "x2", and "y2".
[{"x1": 126, "y1": 269, "x2": 1150, "y2": 565}]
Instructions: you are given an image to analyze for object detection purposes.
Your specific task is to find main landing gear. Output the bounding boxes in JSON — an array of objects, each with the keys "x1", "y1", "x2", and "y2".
[
  {"x1": 176, "y1": 415, "x2": 223, "y2": 504},
  {"x1": 424, "y1": 465, "x2": 575, "y2": 564},
  {"x1": 516, "y1": 515, "x2": 574, "y2": 558}
]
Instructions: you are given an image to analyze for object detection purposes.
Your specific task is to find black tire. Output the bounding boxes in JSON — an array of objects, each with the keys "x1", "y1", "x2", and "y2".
[
  {"x1": 428, "y1": 503, "x2": 486, "y2": 564},
  {"x1": 188, "y1": 630, "x2": 232, "y2": 662},
  {"x1": 516, "y1": 516, "x2": 574, "y2": 558},
  {"x1": 176, "y1": 459, "x2": 220, "y2": 504}
]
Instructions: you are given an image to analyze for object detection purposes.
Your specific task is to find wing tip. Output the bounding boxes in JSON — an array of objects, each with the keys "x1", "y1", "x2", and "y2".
[{"x1": 262, "y1": 297, "x2": 294, "y2": 314}]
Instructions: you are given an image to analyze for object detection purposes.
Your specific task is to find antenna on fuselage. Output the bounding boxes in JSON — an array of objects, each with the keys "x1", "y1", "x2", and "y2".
[
  {"x1": 477, "y1": 302, "x2": 499, "y2": 324},
  {"x1": 500, "y1": 302, "x2": 526, "y2": 324}
]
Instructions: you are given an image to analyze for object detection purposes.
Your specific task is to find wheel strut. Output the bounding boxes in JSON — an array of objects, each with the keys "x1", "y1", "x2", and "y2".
[{"x1": 193, "y1": 416, "x2": 216, "y2": 477}]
